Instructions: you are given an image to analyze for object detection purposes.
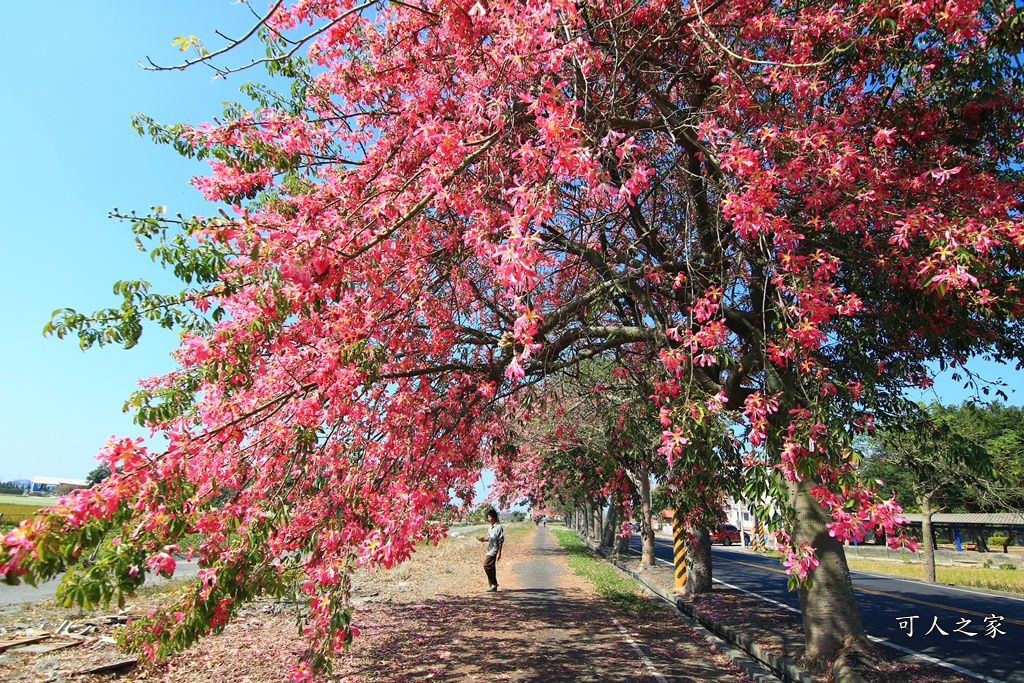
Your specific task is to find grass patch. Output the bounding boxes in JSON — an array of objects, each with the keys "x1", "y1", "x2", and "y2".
[
  {"x1": 503, "y1": 522, "x2": 530, "y2": 541},
  {"x1": 846, "y1": 557, "x2": 1024, "y2": 595},
  {"x1": 0, "y1": 503, "x2": 45, "y2": 529},
  {"x1": 549, "y1": 527, "x2": 658, "y2": 612},
  {"x1": 0, "y1": 494, "x2": 54, "y2": 507},
  {"x1": 0, "y1": 495, "x2": 54, "y2": 530},
  {"x1": 752, "y1": 547, "x2": 1024, "y2": 595}
]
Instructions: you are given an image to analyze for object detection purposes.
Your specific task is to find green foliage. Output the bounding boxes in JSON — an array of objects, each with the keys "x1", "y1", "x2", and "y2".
[
  {"x1": 462, "y1": 504, "x2": 496, "y2": 524},
  {"x1": 550, "y1": 527, "x2": 658, "y2": 612},
  {"x1": 43, "y1": 207, "x2": 231, "y2": 351},
  {"x1": 650, "y1": 485, "x2": 673, "y2": 516},
  {"x1": 85, "y1": 465, "x2": 112, "y2": 487},
  {"x1": 862, "y1": 400, "x2": 1024, "y2": 513},
  {"x1": 171, "y1": 35, "x2": 209, "y2": 57},
  {"x1": 845, "y1": 557, "x2": 1024, "y2": 594}
]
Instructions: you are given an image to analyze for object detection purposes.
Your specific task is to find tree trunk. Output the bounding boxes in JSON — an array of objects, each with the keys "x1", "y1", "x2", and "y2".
[
  {"x1": 919, "y1": 493, "x2": 937, "y2": 583},
  {"x1": 602, "y1": 500, "x2": 619, "y2": 550},
  {"x1": 631, "y1": 468, "x2": 657, "y2": 567},
  {"x1": 592, "y1": 499, "x2": 604, "y2": 542},
  {"x1": 787, "y1": 477, "x2": 871, "y2": 670},
  {"x1": 686, "y1": 525, "x2": 713, "y2": 595},
  {"x1": 975, "y1": 530, "x2": 989, "y2": 553},
  {"x1": 614, "y1": 519, "x2": 631, "y2": 555}
]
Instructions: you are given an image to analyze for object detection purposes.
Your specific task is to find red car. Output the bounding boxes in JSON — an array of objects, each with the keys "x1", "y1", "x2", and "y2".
[{"x1": 710, "y1": 524, "x2": 750, "y2": 546}]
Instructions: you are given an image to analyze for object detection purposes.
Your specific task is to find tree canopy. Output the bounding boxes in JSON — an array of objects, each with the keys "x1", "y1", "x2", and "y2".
[
  {"x1": 5, "y1": 0, "x2": 1024, "y2": 677},
  {"x1": 864, "y1": 400, "x2": 1024, "y2": 514}
]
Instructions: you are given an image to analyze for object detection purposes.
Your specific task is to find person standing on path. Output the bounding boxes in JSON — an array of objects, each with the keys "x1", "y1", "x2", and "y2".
[{"x1": 477, "y1": 509, "x2": 504, "y2": 592}]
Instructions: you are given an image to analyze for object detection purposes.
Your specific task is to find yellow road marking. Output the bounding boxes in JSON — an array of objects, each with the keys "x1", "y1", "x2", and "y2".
[
  {"x1": 723, "y1": 557, "x2": 1024, "y2": 627},
  {"x1": 730, "y1": 558, "x2": 786, "y2": 574}
]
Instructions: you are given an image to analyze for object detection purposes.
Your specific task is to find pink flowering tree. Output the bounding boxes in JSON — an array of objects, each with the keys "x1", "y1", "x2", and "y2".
[
  {"x1": 512, "y1": 357, "x2": 670, "y2": 563},
  {"x1": 6, "y1": 0, "x2": 1024, "y2": 677}
]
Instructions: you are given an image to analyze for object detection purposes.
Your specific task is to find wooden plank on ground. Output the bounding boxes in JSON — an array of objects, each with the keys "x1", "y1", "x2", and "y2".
[
  {"x1": 10, "y1": 639, "x2": 82, "y2": 654},
  {"x1": 0, "y1": 635, "x2": 51, "y2": 651},
  {"x1": 72, "y1": 658, "x2": 138, "y2": 676}
]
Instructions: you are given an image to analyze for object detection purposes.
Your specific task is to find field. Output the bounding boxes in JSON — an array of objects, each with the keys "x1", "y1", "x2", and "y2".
[
  {"x1": 0, "y1": 493, "x2": 57, "y2": 507},
  {"x1": 0, "y1": 494, "x2": 55, "y2": 528},
  {"x1": 845, "y1": 557, "x2": 1024, "y2": 594}
]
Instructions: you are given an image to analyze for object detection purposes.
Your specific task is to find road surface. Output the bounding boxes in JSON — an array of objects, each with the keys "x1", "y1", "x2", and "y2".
[
  {"x1": 631, "y1": 533, "x2": 1024, "y2": 683},
  {"x1": 0, "y1": 559, "x2": 200, "y2": 607}
]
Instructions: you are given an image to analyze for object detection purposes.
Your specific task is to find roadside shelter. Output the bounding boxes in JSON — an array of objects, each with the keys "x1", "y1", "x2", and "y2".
[{"x1": 901, "y1": 512, "x2": 1024, "y2": 551}]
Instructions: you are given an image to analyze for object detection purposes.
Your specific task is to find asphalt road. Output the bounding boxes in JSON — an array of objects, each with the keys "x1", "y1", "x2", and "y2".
[
  {"x1": 0, "y1": 559, "x2": 201, "y2": 607},
  {"x1": 631, "y1": 534, "x2": 1024, "y2": 683}
]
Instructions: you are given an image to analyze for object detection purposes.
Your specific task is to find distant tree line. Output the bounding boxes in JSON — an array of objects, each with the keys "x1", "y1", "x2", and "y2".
[
  {"x1": 861, "y1": 400, "x2": 1024, "y2": 582},
  {"x1": 862, "y1": 401, "x2": 1024, "y2": 515}
]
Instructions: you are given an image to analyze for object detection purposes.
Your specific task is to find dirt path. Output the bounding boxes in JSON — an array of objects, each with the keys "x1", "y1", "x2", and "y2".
[{"x1": 333, "y1": 526, "x2": 754, "y2": 682}]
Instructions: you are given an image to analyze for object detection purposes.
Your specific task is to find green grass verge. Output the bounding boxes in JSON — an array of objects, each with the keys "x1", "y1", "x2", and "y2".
[
  {"x1": 750, "y1": 546, "x2": 1024, "y2": 594},
  {"x1": 549, "y1": 527, "x2": 659, "y2": 612},
  {"x1": 845, "y1": 557, "x2": 1024, "y2": 594}
]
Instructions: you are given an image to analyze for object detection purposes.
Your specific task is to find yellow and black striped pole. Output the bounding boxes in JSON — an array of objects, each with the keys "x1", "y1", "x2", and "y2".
[{"x1": 672, "y1": 508, "x2": 687, "y2": 589}]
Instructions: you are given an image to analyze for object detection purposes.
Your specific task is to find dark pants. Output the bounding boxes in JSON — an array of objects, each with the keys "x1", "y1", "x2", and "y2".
[{"x1": 484, "y1": 554, "x2": 498, "y2": 586}]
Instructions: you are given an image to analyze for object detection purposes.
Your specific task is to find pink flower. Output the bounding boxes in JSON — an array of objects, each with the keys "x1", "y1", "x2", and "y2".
[
  {"x1": 146, "y1": 552, "x2": 177, "y2": 577},
  {"x1": 872, "y1": 128, "x2": 895, "y2": 147}
]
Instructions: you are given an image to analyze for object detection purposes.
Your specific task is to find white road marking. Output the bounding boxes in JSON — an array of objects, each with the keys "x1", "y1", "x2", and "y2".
[
  {"x1": 710, "y1": 578, "x2": 800, "y2": 614},
  {"x1": 710, "y1": 576, "x2": 1007, "y2": 683},
  {"x1": 632, "y1": 538, "x2": 1013, "y2": 681},
  {"x1": 613, "y1": 618, "x2": 669, "y2": 683},
  {"x1": 866, "y1": 636, "x2": 1007, "y2": 683},
  {"x1": 627, "y1": 547, "x2": 674, "y2": 567}
]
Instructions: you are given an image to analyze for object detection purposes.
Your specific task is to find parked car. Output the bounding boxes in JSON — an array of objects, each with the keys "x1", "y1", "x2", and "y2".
[{"x1": 710, "y1": 524, "x2": 750, "y2": 546}]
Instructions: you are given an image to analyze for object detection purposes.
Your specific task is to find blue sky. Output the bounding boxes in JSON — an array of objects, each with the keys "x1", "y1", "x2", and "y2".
[
  {"x1": 0, "y1": 2, "x2": 255, "y2": 481},
  {"x1": 0, "y1": 2, "x2": 1021, "y2": 483}
]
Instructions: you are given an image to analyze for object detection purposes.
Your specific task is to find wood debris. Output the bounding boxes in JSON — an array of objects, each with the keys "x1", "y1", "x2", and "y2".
[
  {"x1": 97, "y1": 614, "x2": 134, "y2": 624},
  {"x1": 71, "y1": 657, "x2": 138, "y2": 676},
  {"x1": 0, "y1": 634, "x2": 51, "y2": 651},
  {"x1": 0, "y1": 628, "x2": 52, "y2": 652},
  {"x1": 9, "y1": 639, "x2": 82, "y2": 653},
  {"x1": 0, "y1": 621, "x2": 102, "y2": 655}
]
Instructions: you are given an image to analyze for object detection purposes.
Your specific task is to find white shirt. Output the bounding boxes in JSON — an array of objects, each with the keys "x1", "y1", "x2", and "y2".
[{"x1": 486, "y1": 522, "x2": 505, "y2": 556}]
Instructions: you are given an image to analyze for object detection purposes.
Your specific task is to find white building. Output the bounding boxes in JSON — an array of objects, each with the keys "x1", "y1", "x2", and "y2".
[{"x1": 29, "y1": 476, "x2": 88, "y2": 493}]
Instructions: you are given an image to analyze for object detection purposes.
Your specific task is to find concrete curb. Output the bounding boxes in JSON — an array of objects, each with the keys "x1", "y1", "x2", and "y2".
[
  {"x1": 567, "y1": 530, "x2": 818, "y2": 683},
  {"x1": 607, "y1": 554, "x2": 817, "y2": 683},
  {"x1": 667, "y1": 599, "x2": 783, "y2": 683}
]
